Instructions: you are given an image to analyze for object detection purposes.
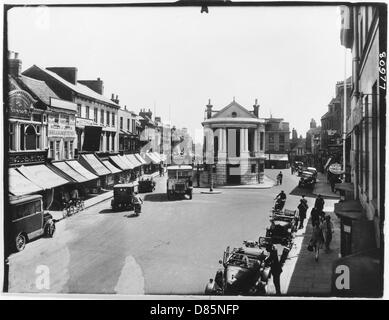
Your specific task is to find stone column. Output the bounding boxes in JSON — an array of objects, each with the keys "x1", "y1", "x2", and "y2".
[
  {"x1": 240, "y1": 128, "x2": 249, "y2": 155},
  {"x1": 217, "y1": 127, "x2": 227, "y2": 185},
  {"x1": 15, "y1": 122, "x2": 20, "y2": 151}
]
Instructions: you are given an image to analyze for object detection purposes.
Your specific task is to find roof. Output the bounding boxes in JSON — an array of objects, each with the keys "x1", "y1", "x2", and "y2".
[
  {"x1": 212, "y1": 100, "x2": 256, "y2": 119},
  {"x1": 20, "y1": 75, "x2": 60, "y2": 105},
  {"x1": 24, "y1": 65, "x2": 120, "y2": 108}
]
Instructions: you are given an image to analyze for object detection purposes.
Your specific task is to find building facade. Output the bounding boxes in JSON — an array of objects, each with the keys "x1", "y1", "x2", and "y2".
[
  {"x1": 264, "y1": 117, "x2": 290, "y2": 168},
  {"x1": 22, "y1": 65, "x2": 120, "y2": 155},
  {"x1": 202, "y1": 99, "x2": 266, "y2": 185},
  {"x1": 118, "y1": 106, "x2": 140, "y2": 154},
  {"x1": 332, "y1": 4, "x2": 385, "y2": 296}
]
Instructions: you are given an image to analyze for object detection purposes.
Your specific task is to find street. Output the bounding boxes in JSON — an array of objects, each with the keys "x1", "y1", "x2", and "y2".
[{"x1": 8, "y1": 169, "x2": 320, "y2": 295}]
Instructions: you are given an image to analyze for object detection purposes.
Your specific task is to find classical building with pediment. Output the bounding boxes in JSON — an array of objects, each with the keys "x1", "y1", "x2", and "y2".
[{"x1": 202, "y1": 99, "x2": 266, "y2": 185}]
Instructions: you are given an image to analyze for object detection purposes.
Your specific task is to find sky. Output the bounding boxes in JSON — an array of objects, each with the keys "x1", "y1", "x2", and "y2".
[{"x1": 7, "y1": 3, "x2": 352, "y2": 143}]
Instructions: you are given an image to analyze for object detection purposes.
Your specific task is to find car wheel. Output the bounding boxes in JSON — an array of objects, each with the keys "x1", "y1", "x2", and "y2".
[
  {"x1": 45, "y1": 222, "x2": 56, "y2": 238},
  {"x1": 15, "y1": 233, "x2": 27, "y2": 252}
]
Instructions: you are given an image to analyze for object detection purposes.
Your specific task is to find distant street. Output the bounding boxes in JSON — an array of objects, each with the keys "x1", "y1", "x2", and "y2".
[{"x1": 8, "y1": 169, "x2": 317, "y2": 295}]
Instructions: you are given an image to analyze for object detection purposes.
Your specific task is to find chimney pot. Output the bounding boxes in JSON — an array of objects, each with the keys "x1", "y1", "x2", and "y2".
[
  {"x1": 116, "y1": 95, "x2": 118, "y2": 100},
  {"x1": 111, "y1": 93, "x2": 114, "y2": 100},
  {"x1": 14, "y1": 52, "x2": 19, "y2": 59}
]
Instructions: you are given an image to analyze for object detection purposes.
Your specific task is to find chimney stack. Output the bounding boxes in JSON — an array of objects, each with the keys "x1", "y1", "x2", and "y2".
[
  {"x1": 111, "y1": 93, "x2": 115, "y2": 100},
  {"x1": 78, "y1": 77, "x2": 104, "y2": 95},
  {"x1": 8, "y1": 51, "x2": 22, "y2": 78},
  {"x1": 253, "y1": 98, "x2": 259, "y2": 118},
  {"x1": 206, "y1": 99, "x2": 213, "y2": 119}
]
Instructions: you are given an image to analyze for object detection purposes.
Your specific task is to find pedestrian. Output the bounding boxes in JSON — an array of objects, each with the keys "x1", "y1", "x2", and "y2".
[
  {"x1": 329, "y1": 176, "x2": 336, "y2": 193},
  {"x1": 297, "y1": 195, "x2": 309, "y2": 229},
  {"x1": 310, "y1": 221, "x2": 324, "y2": 262},
  {"x1": 266, "y1": 244, "x2": 282, "y2": 295},
  {"x1": 314, "y1": 194, "x2": 325, "y2": 214},
  {"x1": 310, "y1": 207, "x2": 320, "y2": 227},
  {"x1": 277, "y1": 171, "x2": 283, "y2": 185},
  {"x1": 291, "y1": 166, "x2": 294, "y2": 175},
  {"x1": 321, "y1": 215, "x2": 334, "y2": 252}
]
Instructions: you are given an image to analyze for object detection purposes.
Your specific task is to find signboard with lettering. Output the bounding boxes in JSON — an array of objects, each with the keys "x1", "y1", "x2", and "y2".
[
  {"x1": 8, "y1": 90, "x2": 35, "y2": 120},
  {"x1": 48, "y1": 113, "x2": 76, "y2": 138}
]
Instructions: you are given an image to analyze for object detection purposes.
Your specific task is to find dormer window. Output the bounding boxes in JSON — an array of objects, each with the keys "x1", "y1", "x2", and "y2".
[{"x1": 231, "y1": 112, "x2": 237, "y2": 118}]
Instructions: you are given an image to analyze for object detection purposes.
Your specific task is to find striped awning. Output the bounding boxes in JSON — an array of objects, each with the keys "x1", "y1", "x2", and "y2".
[
  {"x1": 9, "y1": 168, "x2": 42, "y2": 196},
  {"x1": 17, "y1": 164, "x2": 69, "y2": 189}
]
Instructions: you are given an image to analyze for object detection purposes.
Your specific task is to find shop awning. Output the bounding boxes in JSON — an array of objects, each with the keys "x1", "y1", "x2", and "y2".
[
  {"x1": 17, "y1": 164, "x2": 69, "y2": 189},
  {"x1": 118, "y1": 155, "x2": 135, "y2": 169},
  {"x1": 102, "y1": 160, "x2": 122, "y2": 174},
  {"x1": 152, "y1": 152, "x2": 162, "y2": 163},
  {"x1": 269, "y1": 154, "x2": 289, "y2": 161},
  {"x1": 51, "y1": 161, "x2": 89, "y2": 183},
  {"x1": 79, "y1": 154, "x2": 111, "y2": 176},
  {"x1": 334, "y1": 200, "x2": 364, "y2": 220},
  {"x1": 144, "y1": 153, "x2": 159, "y2": 164},
  {"x1": 66, "y1": 160, "x2": 98, "y2": 181},
  {"x1": 9, "y1": 168, "x2": 43, "y2": 196},
  {"x1": 125, "y1": 154, "x2": 142, "y2": 168},
  {"x1": 109, "y1": 155, "x2": 131, "y2": 171},
  {"x1": 134, "y1": 153, "x2": 147, "y2": 165}
]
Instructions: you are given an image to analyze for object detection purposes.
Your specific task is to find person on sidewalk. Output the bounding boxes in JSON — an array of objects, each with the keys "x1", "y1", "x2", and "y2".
[
  {"x1": 321, "y1": 215, "x2": 334, "y2": 253},
  {"x1": 297, "y1": 195, "x2": 309, "y2": 229},
  {"x1": 266, "y1": 244, "x2": 282, "y2": 295},
  {"x1": 311, "y1": 221, "x2": 324, "y2": 262},
  {"x1": 310, "y1": 207, "x2": 320, "y2": 227},
  {"x1": 277, "y1": 171, "x2": 283, "y2": 185},
  {"x1": 314, "y1": 194, "x2": 325, "y2": 214}
]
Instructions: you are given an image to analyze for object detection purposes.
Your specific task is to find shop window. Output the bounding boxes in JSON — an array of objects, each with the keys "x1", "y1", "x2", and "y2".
[{"x1": 9, "y1": 123, "x2": 15, "y2": 151}]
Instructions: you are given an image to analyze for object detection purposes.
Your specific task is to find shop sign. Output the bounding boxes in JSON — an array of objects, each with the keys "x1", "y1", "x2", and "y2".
[
  {"x1": 48, "y1": 114, "x2": 76, "y2": 138},
  {"x1": 8, "y1": 90, "x2": 35, "y2": 120},
  {"x1": 76, "y1": 117, "x2": 95, "y2": 128}
]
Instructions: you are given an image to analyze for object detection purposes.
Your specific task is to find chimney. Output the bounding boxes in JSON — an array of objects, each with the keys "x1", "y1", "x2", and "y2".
[
  {"x1": 9, "y1": 51, "x2": 22, "y2": 78},
  {"x1": 253, "y1": 98, "x2": 259, "y2": 118},
  {"x1": 124, "y1": 105, "x2": 127, "y2": 110},
  {"x1": 46, "y1": 67, "x2": 78, "y2": 85},
  {"x1": 111, "y1": 93, "x2": 115, "y2": 101},
  {"x1": 206, "y1": 99, "x2": 213, "y2": 119},
  {"x1": 115, "y1": 95, "x2": 119, "y2": 105},
  {"x1": 78, "y1": 77, "x2": 104, "y2": 95}
]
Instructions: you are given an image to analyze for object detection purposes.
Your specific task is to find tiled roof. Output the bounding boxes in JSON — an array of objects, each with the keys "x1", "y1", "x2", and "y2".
[
  {"x1": 27, "y1": 65, "x2": 120, "y2": 108},
  {"x1": 21, "y1": 75, "x2": 59, "y2": 105}
]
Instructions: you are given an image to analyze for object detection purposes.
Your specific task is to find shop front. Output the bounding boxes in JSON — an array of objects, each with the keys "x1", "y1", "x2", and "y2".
[
  {"x1": 109, "y1": 155, "x2": 133, "y2": 183},
  {"x1": 78, "y1": 153, "x2": 113, "y2": 188}
]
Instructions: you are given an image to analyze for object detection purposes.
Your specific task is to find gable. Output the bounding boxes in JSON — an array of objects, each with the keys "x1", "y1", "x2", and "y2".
[{"x1": 213, "y1": 101, "x2": 256, "y2": 119}]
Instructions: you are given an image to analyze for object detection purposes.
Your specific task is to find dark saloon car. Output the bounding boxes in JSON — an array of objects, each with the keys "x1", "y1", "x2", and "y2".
[{"x1": 298, "y1": 171, "x2": 316, "y2": 188}]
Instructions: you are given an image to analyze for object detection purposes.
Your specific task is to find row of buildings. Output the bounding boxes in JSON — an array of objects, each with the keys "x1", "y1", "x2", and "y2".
[{"x1": 7, "y1": 52, "x2": 187, "y2": 209}]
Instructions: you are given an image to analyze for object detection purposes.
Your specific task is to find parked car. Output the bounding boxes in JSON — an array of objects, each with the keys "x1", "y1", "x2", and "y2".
[
  {"x1": 138, "y1": 175, "x2": 156, "y2": 193},
  {"x1": 305, "y1": 167, "x2": 318, "y2": 182},
  {"x1": 298, "y1": 171, "x2": 316, "y2": 188},
  {"x1": 10, "y1": 194, "x2": 56, "y2": 252}
]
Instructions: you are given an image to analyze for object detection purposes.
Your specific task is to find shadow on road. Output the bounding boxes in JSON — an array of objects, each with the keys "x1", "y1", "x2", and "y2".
[
  {"x1": 143, "y1": 193, "x2": 191, "y2": 202},
  {"x1": 289, "y1": 186, "x2": 339, "y2": 200}
]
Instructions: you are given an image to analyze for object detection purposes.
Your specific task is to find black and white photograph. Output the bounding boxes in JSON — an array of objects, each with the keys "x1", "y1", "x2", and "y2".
[{"x1": 1, "y1": 0, "x2": 387, "y2": 301}]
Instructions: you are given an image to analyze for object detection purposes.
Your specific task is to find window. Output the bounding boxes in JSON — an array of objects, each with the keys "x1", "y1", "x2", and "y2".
[
  {"x1": 120, "y1": 117, "x2": 123, "y2": 129},
  {"x1": 279, "y1": 134, "x2": 285, "y2": 144},
  {"x1": 269, "y1": 133, "x2": 274, "y2": 143},
  {"x1": 100, "y1": 109, "x2": 104, "y2": 124},
  {"x1": 279, "y1": 145, "x2": 285, "y2": 151},
  {"x1": 260, "y1": 132, "x2": 264, "y2": 150},
  {"x1": 77, "y1": 104, "x2": 81, "y2": 117},
  {"x1": 25, "y1": 125, "x2": 37, "y2": 150},
  {"x1": 106, "y1": 132, "x2": 110, "y2": 151},
  {"x1": 63, "y1": 114, "x2": 70, "y2": 125},
  {"x1": 54, "y1": 114, "x2": 59, "y2": 123},
  {"x1": 55, "y1": 141, "x2": 60, "y2": 160},
  {"x1": 86, "y1": 106, "x2": 90, "y2": 119},
  {"x1": 132, "y1": 119, "x2": 136, "y2": 133},
  {"x1": 231, "y1": 112, "x2": 237, "y2": 118},
  {"x1": 9, "y1": 123, "x2": 15, "y2": 151},
  {"x1": 33, "y1": 114, "x2": 42, "y2": 122},
  {"x1": 112, "y1": 113, "x2": 115, "y2": 127},
  {"x1": 251, "y1": 164, "x2": 256, "y2": 173},
  {"x1": 69, "y1": 141, "x2": 74, "y2": 159},
  {"x1": 127, "y1": 119, "x2": 130, "y2": 131},
  {"x1": 112, "y1": 133, "x2": 115, "y2": 151},
  {"x1": 64, "y1": 141, "x2": 69, "y2": 159},
  {"x1": 94, "y1": 108, "x2": 98, "y2": 123},
  {"x1": 49, "y1": 141, "x2": 54, "y2": 158}
]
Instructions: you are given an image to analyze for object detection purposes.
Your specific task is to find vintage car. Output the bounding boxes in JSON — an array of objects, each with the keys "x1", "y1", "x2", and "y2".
[
  {"x1": 138, "y1": 175, "x2": 156, "y2": 193},
  {"x1": 205, "y1": 240, "x2": 272, "y2": 296},
  {"x1": 266, "y1": 209, "x2": 298, "y2": 247},
  {"x1": 305, "y1": 167, "x2": 318, "y2": 181},
  {"x1": 166, "y1": 165, "x2": 193, "y2": 200},
  {"x1": 111, "y1": 182, "x2": 140, "y2": 212},
  {"x1": 298, "y1": 170, "x2": 316, "y2": 188},
  {"x1": 10, "y1": 194, "x2": 56, "y2": 252}
]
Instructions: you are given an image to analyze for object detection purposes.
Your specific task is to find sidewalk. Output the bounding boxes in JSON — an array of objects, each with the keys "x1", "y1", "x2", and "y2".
[
  {"x1": 283, "y1": 204, "x2": 341, "y2": 296},
  {"x1": 313, "y1": 172, "x2": 340, "y2": 199}
]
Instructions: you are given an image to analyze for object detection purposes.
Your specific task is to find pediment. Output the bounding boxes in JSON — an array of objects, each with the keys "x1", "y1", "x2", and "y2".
[{"x1": 212, "y1": 101, "x2": 256, "y2": 119}]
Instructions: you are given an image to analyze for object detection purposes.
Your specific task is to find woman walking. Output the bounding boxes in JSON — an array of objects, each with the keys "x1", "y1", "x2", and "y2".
[
  {"x1": 322, "y1": 215, "x2": 334, "y2": 253},
  {"x1": 311, "y1": 221, "x2": 324, "y2": 262}
]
